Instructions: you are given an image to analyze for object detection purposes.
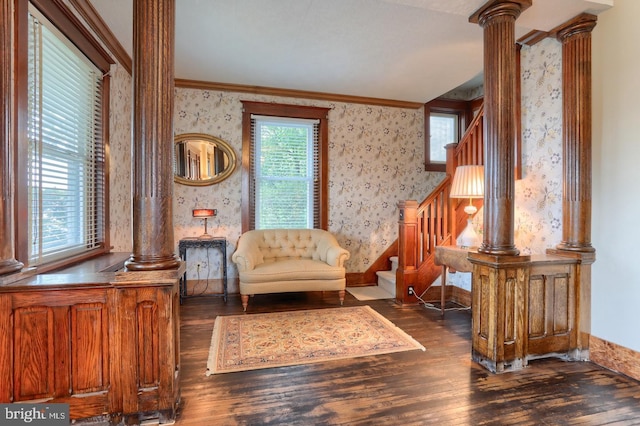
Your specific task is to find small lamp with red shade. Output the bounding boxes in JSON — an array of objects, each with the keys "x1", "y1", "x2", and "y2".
[{"x1": 192, "y1": 208, "x2": 217, "y2": 239}]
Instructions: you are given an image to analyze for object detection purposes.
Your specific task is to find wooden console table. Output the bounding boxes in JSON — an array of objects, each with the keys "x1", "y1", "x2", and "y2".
[
  {"x1": 178, "y1": 237, "x2": 228, "y2": 303},
  {"x1": 434, "y1": 245, "x2": 474, "y2": 317}
]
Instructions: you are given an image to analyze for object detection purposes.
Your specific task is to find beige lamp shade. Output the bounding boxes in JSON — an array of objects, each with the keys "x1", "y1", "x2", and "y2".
[
  {"x1": 450, "y1": 165, "x2": 484, "y2": 199},
  {"x1": 450, "y1": 165, "x2": 484, "y2": 248}
]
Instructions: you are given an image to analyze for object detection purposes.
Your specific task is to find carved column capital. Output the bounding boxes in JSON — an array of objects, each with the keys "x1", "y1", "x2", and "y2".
[
  {"x1": 470, "y1": 0, "x2": 532, "y2": 26},
  {"x1": 554, "y1": 13, "x2": 598, "y2": 43}
]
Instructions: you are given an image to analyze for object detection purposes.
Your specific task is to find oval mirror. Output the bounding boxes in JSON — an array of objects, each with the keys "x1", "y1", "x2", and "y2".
[{"x1": 174, "y1": 133, "x2": 237, "y2": 186}]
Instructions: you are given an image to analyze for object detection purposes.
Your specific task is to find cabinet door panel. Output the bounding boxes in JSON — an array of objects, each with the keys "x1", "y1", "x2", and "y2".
[
  {"x1": 72, "y1": 303, "x2": 109, "y2": 393},
  {"x1": 14, "y1": 307, "x2": 54, "y2": 400}
]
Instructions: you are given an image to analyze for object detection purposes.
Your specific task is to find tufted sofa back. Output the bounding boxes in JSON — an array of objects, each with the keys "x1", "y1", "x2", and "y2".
[{"x1": 232, "y1": 229, "x2": 349, "y2": 271}]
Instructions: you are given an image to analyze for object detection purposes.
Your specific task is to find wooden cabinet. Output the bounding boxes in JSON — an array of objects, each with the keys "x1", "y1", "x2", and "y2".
[
  {"x1": 0, "y1": 259, "x2": 183, "y2": 424},
  {"x1": 527, "y1": 262, "x2": 576, "y2": 357},
  {"x1": 469, "y1": 251, "x2": 590, "y2": 373},
  {"x1": 470, "y1": 253, "x2": 530, "y2": 373},
  {"x1": 4, "y1": 290, "x2": 110, "y2": 403}
]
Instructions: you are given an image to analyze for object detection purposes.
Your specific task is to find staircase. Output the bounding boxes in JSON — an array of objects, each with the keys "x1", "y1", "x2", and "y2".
[
  {"x1": 352, "y1": 104, "x2": 484, "y2": 303},
  {"x1": 393, "y1": 104, "x2": 484, "y2": 305}
]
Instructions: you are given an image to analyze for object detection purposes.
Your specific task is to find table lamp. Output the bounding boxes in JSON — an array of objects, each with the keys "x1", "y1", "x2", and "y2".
[
  {"x1": 449, "y1": 165, "x2": 484, "y2": 248},
  {"x1": 192, "y1": 208, "x2": 217, "y2": 239}
]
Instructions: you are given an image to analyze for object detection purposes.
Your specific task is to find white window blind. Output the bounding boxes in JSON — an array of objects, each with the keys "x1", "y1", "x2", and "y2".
[
  {"x1": 27, "y1": 7, "x2": 105, "y2": 265},
  {"x1": 250, "y1": 116, "x2": 320, "y2": 229}
]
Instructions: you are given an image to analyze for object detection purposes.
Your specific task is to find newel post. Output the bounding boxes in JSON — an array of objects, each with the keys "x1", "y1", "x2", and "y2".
[{"x1": 396, "y1": 200, "x2": 418, "y2": 305}]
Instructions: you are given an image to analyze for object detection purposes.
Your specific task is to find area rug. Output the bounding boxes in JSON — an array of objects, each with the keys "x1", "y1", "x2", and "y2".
[{"x1": 206, "y1": 305, "x2": 425, "y2": 375}]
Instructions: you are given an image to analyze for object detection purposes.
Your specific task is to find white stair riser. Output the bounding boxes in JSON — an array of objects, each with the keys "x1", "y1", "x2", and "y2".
[{"x1": 376, "y1": 270, "x2": 396, "y2": 297}]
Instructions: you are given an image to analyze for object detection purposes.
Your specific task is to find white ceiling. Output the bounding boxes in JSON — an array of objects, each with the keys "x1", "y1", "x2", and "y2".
[{"x1": 89, "y1": 0, "x2": 613, "y2": 103}]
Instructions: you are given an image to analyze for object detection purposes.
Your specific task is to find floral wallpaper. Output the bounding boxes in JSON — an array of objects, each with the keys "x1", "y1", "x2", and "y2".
[
  {"x1": 515, "y1": 37, "x2": 563, "y2": 255},
  {"x1": 108, "y1": 64, "x2": 132, "y2": 252},
  {"x1": 448, "y1": 37, "x2": 564, "y2": 291},
  {"x1": 108, "y1": 36, "x2": 565, "y2": 294},
  {"x1": 170, "y1": 90, "x2": 443, "y2": 292}
]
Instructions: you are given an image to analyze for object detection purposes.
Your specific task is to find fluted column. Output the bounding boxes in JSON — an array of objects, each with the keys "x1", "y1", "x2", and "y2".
[
  {"x1": 125, "y1": 0, "x2": 180, "y2": 271},
  {"x1": 471, "y1": 0, "x2": 530, "y2": 256},
  {"x1": 555, "y1": 14, "x2": 597, "y2": 253},
  {"x1": 0, "y1": 0, "x2": 23, "y2": 275}
]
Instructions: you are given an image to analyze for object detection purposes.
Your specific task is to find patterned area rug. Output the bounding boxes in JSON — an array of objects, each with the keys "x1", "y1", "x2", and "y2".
[{"x1": 206, "y1": 305, "x2": 425, "y2": 375}]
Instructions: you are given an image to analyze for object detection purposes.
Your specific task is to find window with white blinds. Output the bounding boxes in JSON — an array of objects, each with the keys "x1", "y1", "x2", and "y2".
[
  {"x1": 251, "y1": 116, "x2": 320, "y2": 229},
  {"x1": 26, "y1": 7, "x2": 105, "y2": 265}
]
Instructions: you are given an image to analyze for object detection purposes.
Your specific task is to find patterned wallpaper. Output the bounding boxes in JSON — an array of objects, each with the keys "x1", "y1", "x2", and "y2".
[
  {"x1": 108, "y1": 64, "x2": 132, "y2": 252},
  {"x1": 170, "y1": 91, "x2": 443, "y2": 290},
  {"x1": 447, "y1": 37, "x2": 564, "y2": 290},
  {"x1": 108, "y1": 37, "x2": 564, "y2": 293},
  {"x1": 515, "y1": 37, "x2": 563, "y2": 255}
]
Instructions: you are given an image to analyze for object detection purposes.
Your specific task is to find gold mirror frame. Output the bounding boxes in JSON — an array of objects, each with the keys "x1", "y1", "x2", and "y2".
[{"x1": 174, "y1": 133, "x2": 237, "y2": 186}]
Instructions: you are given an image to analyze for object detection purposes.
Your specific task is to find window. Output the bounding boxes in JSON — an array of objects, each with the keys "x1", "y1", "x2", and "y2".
[
  {"x1": 16, "y1": 0, "x2": 113, "y2": 269},
  {"x1": 429, "y1": 112, "x2": 458, "y2": 163},
  {"x1": 253, "y1": 116, "x2": 318, "y2": 229},
  {"x1": 423, "y1": 99, "x2": 472, "y2": 172},
  {"x1": 241, "y1": 101, "x2": 330, "y2": 232}
]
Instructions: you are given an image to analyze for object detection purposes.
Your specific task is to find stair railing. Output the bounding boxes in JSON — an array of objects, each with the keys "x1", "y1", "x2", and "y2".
[{"x1": 396, "y1": 104, "x2": 484, "y2": 304}]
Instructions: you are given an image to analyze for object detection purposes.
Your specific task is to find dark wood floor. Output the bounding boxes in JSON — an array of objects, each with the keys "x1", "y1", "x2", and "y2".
[{"x1": 175, "y1": 291, "x2": 640, "y2": 426}]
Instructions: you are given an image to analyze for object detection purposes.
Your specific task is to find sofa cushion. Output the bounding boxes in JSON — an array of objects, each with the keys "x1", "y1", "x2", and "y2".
[
  {"x1": 239, "y1": 258, "x2": 346, "y2": 284},
  {"x1": 257, "y1": 229, "x2": 321, "y2": 261}
]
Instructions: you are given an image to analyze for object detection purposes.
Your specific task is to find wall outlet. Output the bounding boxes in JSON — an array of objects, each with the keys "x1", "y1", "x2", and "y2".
[
  {"x1": 196, "y1": 263, "x2": 201, "y2": 272},
  {"x1": 408, "y1": 286, "x2": 415, "y2": 296}
]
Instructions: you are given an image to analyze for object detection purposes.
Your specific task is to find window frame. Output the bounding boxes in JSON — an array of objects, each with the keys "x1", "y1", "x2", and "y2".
[
  {"x1": 241, "y1": 101, "x2": 330, "y2": 233},
  {"x1": 423, "y1": 98, "x2": 472, "y2": 172},
  {"x1": 14, "y1": 0, "x2": 113, "y2": 271}
]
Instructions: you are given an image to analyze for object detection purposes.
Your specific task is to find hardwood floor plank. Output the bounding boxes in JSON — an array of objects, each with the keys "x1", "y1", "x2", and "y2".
[{"x1": 175, "y1": 293, "x2": 640, "y2": 425}]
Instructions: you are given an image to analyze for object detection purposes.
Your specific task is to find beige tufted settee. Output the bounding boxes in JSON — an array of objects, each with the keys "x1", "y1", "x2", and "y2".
[{"x1": 231, "y1": 229, "x2": 350, "y2": 311}]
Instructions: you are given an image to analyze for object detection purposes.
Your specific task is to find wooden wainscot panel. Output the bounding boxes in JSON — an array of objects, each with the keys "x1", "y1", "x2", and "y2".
[
  {"x1": 0, "y1": 255, "x2": 183, "y2": 424},
  {"x1": 0, "y1": 295, "x2": 12, "y2": 402},
  {"x1": 14, "y1": 306, "x2": 55, "y2": 400},
  {"x1": 0, "y1": 285, "x2": 112, "y2": 420},
  {"x1": 112, "y1": 267, "x2": 182, "y2": 424},
  {"x1": 527, "y1": 258, "x2": 577, "y2": 359},
  {"x1": 71, "y1": 303, "x2": 109, "y2": 394}
]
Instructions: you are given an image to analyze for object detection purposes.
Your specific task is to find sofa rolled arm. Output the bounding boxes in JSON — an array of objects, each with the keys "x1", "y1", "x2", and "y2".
[
  {"x1": 326, "y1": 245, "x2": 350, "y2": 268},
  {"x1": 231, "y1": 245, "x2": 262, "y2": 272}
]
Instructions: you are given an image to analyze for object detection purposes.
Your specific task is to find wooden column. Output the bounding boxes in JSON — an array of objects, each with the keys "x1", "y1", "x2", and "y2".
[
  {"x1": 125, "y1": 0, "x2": 180, "y2": 271},
  {"x1": 554, "y1": 14, "x2": 597, "y2": 253},
  {"x1": 470, "y1": 0, "x2": 530, "y2": 256},
  {"x1": 548, "y1": 13, "x2": 598, "y2": 358},
  {"x1": 0, "y1": 0, "x2": 23, "y2": 276},
  {"x1": 467, "y1": 0, "x2": 531, "y2": 373}
]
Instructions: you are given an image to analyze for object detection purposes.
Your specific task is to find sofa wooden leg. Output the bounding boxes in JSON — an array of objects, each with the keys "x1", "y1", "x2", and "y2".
[
  {"x1": 241, "y1": 294, "x2": 249, "y2": 311},
  {"x1": 339, "y1": 290, "x2": 345, "y2": 305}
]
